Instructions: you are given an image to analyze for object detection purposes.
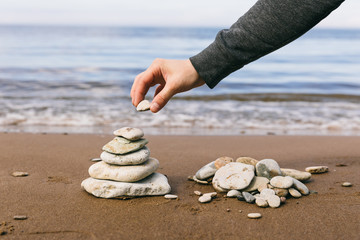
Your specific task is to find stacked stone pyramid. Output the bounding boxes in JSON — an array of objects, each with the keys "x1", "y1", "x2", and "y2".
[{"x1": 81, "y1": 127, "x2": 171, "y2": 198}]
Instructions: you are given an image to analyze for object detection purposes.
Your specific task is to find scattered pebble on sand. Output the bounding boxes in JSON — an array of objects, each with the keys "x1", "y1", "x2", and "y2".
[
  {"x1": 194, "y1": 191, "x2": 202, "y2": 196},
  {"x1": 226, "y1": 209, "x2": 231, "y2": 212},
  {"x1": 192, "y1": 156, "x2": 328, "y2": 210},
  {"x1": 11, "y1": 172, "x2": 29, "y2": 177},
  {"x1": 247, "y1": 213, "x2": 262, "y2": 219},
  {"x1": 136, "y1": 100, "x2": 151, "y2": 111},
  {"x1": 13, "y1": 215, "x2": 27, "y2": 220},
  {"x1": 342, "y1": 182, "x2": 352, "y2": 187},
  {"x1": 305, "y1": 166, "x2": 329, "y2": 174},
  {"x1": 198, "y1": 194, "x2": 212, "y2": 203},
  {"x1": 164, "y1": 194, "x2": 178, "y2": 199}
]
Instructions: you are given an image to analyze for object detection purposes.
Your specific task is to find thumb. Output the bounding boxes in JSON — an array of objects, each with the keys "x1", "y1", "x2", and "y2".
[{"x1": 150, "y1": 85, "x2": 174, "y2": 113}]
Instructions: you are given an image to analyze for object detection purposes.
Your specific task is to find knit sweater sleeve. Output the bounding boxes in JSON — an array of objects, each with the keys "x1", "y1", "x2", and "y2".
[{"x1": 189, "y1": 0, "x2": 345, "y2": 89}]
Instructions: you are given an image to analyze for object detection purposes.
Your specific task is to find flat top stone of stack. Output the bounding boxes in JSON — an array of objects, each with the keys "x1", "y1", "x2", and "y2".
[
  {"x1": 81, "y1": 172, "x2": 171, "y2": 198},
  {"x1": 113, "y1": 127, "x2": 144, "y2": 141},
  {"x1": 136, "y1": 100, "x2": 151, "y2": 112},
  {"x1": 89, "y1": 157, "x2": 159, "y2": 182},
  {"x1": 100, "y1": 147, "x2": 150, "y2": 165},
  {"x1": 102, "y1": 137, "x2": 148, "y2": 155}
]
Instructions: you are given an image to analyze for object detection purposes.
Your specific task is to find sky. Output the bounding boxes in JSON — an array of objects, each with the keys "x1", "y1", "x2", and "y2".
[{"x1": 0, "y1": 0, "x2": 359, "y2": 28}]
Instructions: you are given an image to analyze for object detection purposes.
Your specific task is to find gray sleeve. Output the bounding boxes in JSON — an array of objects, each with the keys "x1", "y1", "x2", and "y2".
[{"x1": 189, "y1": 0, "x2": 345, "y2": 89}]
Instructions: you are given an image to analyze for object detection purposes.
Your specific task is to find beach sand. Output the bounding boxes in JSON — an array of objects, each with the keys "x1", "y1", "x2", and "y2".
[{"x1": 0, "y1": 133, "x2": 359, "y2": 239}]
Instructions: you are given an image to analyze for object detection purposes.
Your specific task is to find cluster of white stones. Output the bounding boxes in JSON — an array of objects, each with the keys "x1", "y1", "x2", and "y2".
[
  {"x1": 191, "y1": 156, "x2": 326, "y2": 208},
  {"x1": 81, "y1": 127, "x2": 171, "y2": 198}
]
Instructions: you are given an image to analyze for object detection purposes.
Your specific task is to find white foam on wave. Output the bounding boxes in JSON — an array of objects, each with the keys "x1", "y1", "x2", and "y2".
[{"x1": 1, "y1": 98, "x2": 360, "y2": 135}]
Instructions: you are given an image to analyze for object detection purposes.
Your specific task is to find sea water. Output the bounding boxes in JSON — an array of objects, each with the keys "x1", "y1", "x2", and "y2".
[{"x1": 0, "y1": 25, "x2": 359, "y2": 135}]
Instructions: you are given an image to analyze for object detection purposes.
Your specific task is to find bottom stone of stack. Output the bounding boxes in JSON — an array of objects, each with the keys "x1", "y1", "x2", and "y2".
[{"x1": 81, "y1": 173, "x2": 171, "y2": 198}]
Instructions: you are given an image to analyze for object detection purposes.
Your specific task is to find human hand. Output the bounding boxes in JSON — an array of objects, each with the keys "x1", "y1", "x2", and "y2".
[{"x1": 131, "y1": 59, "x2": 205, "y2": 113}]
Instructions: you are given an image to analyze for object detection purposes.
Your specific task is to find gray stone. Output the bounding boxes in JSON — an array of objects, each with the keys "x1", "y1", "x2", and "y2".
[
  {"x1": 281, "y1": 168, "x2": 311, "y2": 181},
  {"x1": 227, "y1": 190, "x2": 242, "y2": 198},
  {"x1": 270, "y1": 176, "x2": 293, "y2": 188},
  {"x1": 267, "y1": 195, "x2": 281, "y2": 208},
  {"x1": 212, "y1": 162, "x2": 255, "y2": 190},
  {"x1": 292, "y1": 177, "x2": 309, "y2": 195},
  {"x1": 255, "y1": 159, "x2": 282, "y2": 179},
  {"x1": 136, "y1": 100, "x2": 150, "y2": 111},
  {"x1": 102, "y1": 137, "x2": 148, "y2": 155},
  {"x1": 113, "y1": 127, "x2": 144, "y2": 141},
  {"x1": 247, "y1": 213, "x2": 262, "y2": 219},
  {"x1": 236, "y1": 157, "x2": 259, "y2": 166},
  {"x1": 81, "y1": 173, "x2": 171, "y2": 198},
  {"x1": 242, "y1": 192, "x2": 255, "y2": 203},
  {"x1": 289, "y1": 188, "x2": 302, "y2": 198},
  {"x1": 243, "y1": 176, "x2": 270, "y2": 192},
  {"x1": 89, "y1": 157, "x2": 159, "y2": 182},
  {"x1": 305, "y1": 166, "x2": 329, "y2": 174},
  {"x1": 100, "y1": 147, "x2": 150, "y2": 165},
  {"x1": 255, "y1": 197, "x2": 268, "y2": 208},
  {"x1": 214, "y1": 156, "x2": 233, "y2": 169},
  {"x1": 195, "y1": 161, "x2": 217, "y2": 180}
]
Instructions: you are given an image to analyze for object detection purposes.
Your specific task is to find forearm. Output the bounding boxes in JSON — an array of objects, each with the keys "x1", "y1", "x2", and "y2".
[{"x1": 190, "y1": 0, "x2": 345, "y2": 89}]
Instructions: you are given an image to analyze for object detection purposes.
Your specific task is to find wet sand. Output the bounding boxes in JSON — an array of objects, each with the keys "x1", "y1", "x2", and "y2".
[{"x1": 0, "y1": 133, "x2": 359, "y2": 239}]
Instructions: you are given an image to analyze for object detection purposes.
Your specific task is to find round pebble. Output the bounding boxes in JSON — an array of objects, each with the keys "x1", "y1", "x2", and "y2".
[
  {"x1": 270, "y1": 176, "x2": 293, "y2": 189},
  {"x1": 280, "y1": 197, "x2": 286, "y2": 204},
  {"x1": 164, "y1": 194, "x2": 178, "y2": 199},
  {"x1": 342, "y1": 182, "x2": 352, "y2": 187},
  {"x1": 247, "y1": 213, "x2": 262, "y2": 219},
  {"x1": 267, "y1": 195, "x2": 281, "y2": 208},
  {"x1": 260, "y1": 188, "x2": 275, "y2": 199}
]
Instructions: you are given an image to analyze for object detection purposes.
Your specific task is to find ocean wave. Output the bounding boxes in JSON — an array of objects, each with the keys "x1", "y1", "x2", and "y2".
[{"x1": 1, "y1": 99, "x2": 360, "y2": 135}]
